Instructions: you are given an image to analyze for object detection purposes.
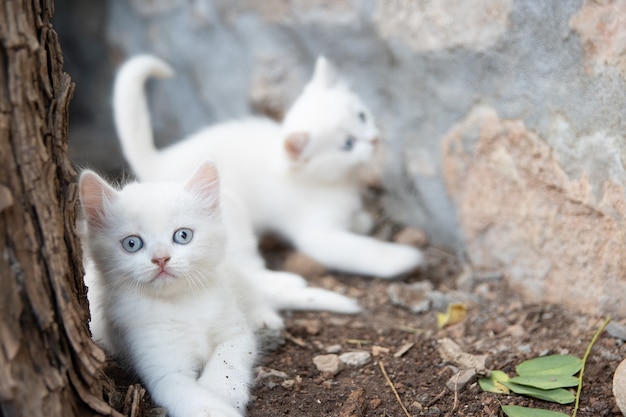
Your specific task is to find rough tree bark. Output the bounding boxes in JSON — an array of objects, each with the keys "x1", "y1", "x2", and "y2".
[{"x1": 0, "y1": 1, "x2": 123, "y2": 416}]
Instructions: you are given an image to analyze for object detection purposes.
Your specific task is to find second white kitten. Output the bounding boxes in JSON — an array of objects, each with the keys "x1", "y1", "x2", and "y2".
[{"x1": 113, "y1": 54, "x2": 423, "y2": 279}]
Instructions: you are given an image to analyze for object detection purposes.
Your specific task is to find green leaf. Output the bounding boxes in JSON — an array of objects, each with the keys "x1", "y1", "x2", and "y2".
[
  {"x1": 509, "y1": 374, "x2": 580, "y2": 390},
  {"x1": 516, "y1": 355, "x2": 582, "y2": 377},
  {"x1": 501, "y1": 381, "x2": 575, "y2": 404},
  {"x1": 479, "y1": 370, "x2": 510, "y2": 394},
  {"x1": 501, "y1": 405, "x2": 570, "y2": 417}
]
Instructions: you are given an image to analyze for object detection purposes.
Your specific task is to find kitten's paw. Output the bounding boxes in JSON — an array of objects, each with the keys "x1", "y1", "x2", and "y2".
[
  {"x1": 190, "y1": 407, "x2": 242, "y2": 417},
  {"x1": 377, "y1": 245, "x2": 424, "y2": 279},
  {"x1": 250, "y1": 308, "x2": 284, "y2": 331}
]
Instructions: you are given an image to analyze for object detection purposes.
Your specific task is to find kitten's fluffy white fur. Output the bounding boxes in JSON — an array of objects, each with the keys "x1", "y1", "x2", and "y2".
[
  {"x1": 80, "y1": 162, "x2": 256, "y2": 417},
  {"x1": 113, "y1": 54, "x2": 423, "y2": 280}
]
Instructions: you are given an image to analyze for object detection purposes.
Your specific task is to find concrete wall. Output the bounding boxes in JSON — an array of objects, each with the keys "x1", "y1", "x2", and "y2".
[{"x1": 55, "y1": 0, "x2": 626, "y2": 316}]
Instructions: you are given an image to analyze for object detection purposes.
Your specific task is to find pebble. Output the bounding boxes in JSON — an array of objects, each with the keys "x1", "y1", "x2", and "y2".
[
  {"x1": 255, "y1": 367, "x2": 289, "y2": 389},
  {"x1": 339, "y1": 351, "x2": 372, "y2": 367},
  {"x1": 326, "y1": 344, "x2": 342, "y2": 354},
  {"x1": 387, "y1": 281, "x2": 433, "y2": 313},
  {"x1": 613, "y1": 357, "x2": 626, "y2": 415},
  {"x1": 608, "y1": 321, "x2": 626, "y2": 341},
  {"x1": 313, "y1": 354, "x2": 344, "y2": 376},
  {"x1": 393, "y1": 227, "x2": 429, "y2": 248},
  {"x1": 372, "y1": 345, "x2": 390, "y2": 356},
  {"x1": 446, "y1": 369, "x2": 478, "y2": 393}
]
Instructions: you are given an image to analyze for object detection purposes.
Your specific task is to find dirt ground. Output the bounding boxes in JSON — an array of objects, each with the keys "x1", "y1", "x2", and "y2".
[{"x1": 105, "y1": 232, "x2": 625, "y2": 417}]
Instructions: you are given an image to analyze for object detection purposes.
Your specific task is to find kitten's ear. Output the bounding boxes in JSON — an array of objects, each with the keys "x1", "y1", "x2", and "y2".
[
  {"x1": 284, "y1": 132, "x2": 310, "y2": 161},
  {"x1": 79, "y1": 171, "x2": 117, "y2": 228},
  {"x1": 185, "y1": 160, "x2": 220, "y2": 208},
  {"x1": 310, "y1": 56, "x2": 339, "y2": 89}
]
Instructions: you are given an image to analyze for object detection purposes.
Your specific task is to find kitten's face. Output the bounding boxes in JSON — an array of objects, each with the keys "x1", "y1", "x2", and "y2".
[
  {"x1": 80, "y1": 162, "x2": 225, "y2": 298},
  {"x1": 282, "y1": 56, "x2": 380, "y2": 183}
]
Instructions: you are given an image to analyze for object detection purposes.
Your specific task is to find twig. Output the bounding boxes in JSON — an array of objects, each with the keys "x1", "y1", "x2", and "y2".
[
  {"x1": 426, "y1": 388, "x2": 447, "y2": 407},
  {"x1": 378, "y1": 361, "x2": 411, "y2": 417},
  {"x1": 353, "y1": 398, "x2": 365, "y2": 417},
  {"x1": 451, "y1": 372, "x2": 460, "y2": 412},
  {"x1": 572, "y1": 317, "x2": 611, "y2": 417}
]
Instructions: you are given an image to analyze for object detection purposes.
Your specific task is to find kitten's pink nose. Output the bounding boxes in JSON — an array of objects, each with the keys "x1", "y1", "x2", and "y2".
[{"x1": 152, "y1": 256, "x2": 171, "y2": 269}]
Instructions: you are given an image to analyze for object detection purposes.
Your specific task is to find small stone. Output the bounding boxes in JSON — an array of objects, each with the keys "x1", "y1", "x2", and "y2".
[
  {"x1": 255, "y1": 367, "x2": 289, "y2": 389},
  {"x1": 369, "y1": 398, "x2": 382, "y2": 410},
  {"x1": 393, "y1": 227, "x2": 429, "y2": 248},
  {"x1": 446, "y1": 369, "x2": 478, "y2": 393},
  {"x1": 326, "y1": 344, "x2": 342, "y2": 354},
  {"x1": 608, "y1": 321, "x2": 626, "y2": 341},
  {"x1": 425, "y1": 406, "x2": 441, "y2": 416},
  {"x1": 411, "y1": 401, "x2": 424, "y2": 411},
  {"x1": 372, "y1": 345, "x2": 390, "y2": 356},
  {"x1": 281, "y1": 379, "x2": 295, "y2": 389},
  {"x1": 339, "y1": 351, "x2": 372, "y2": 367},
  {"x1": 387, "y1": 281, "x2": 433, "y2": 313},
  {"x1": 313, "y1": 354, "x2": 344, "y2": 376},
  {"x1": 613, "y1": 358, "x2": 626, "y2": 415}
]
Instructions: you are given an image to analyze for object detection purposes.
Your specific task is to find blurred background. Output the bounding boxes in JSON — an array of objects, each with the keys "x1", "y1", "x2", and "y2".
[{"x1": 54, "y1": 0, "x2": 626, "y2": 316}]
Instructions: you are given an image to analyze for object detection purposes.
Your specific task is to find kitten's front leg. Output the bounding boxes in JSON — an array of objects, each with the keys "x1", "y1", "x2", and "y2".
[
  {"x1": 145, "y1": 371, "x2": 243, "y2": 417},
  {"x1": 293, "y1": 229, "x2": 423, "y2": 278},
  {"x1": 198, "y1": 329, "x2": 257, "y2": 411}
]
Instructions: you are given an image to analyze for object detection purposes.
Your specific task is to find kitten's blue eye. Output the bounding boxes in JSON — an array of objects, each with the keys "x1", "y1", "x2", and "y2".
[
  {"x1": 121, "y1": 235, "x2": 143, "y2": 253},
  {"x1": 173, "y1": 228, "x2": 193, "y2": 245},
  {"x1": 358, "y1": 111, "x2": 367, "y2": 123},
  {"x1": 342, "y1": 136, "x2": 356, "y2": 151}
]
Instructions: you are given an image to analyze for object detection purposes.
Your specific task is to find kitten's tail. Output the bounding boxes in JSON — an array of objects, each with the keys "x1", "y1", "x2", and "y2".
[{"x1": 113, "y1": 55, "x2": 174, "y2": 180}]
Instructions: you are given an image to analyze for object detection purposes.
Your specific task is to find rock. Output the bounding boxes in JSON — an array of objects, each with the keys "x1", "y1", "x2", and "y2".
[
  {"x1": 255, "y1": 367, "x2": 289, "y2": 389},
  {"x1": 393, "y1": 226, "x2": 429, "y2": 248},
  {"x1": 613, "y1": 358, "x2": 626, "y2": 416},
  {"x1": 339, "y1": 351, "x2": 372, "y2": 367},
  {"x1": 326, "y1": 344, "x2": 342, "y2": 354},
  {"x1": 313, "y1": 354, "x2": 344, "y2": 376},
  {"x1": 446, "y1": 369, "x2": 478, "y2": 393},
  {"x1": 387, "y1": 281, "x2": 433, "y2": 313},
  {"x1": 372, "y1": 345, "x2": 390, "y2": 356},
  {"x1": 608, "y1": 321, "x2": 626, "y2": 341},
  {"x1": 437, "y1": 338, "x2": 490, "y2": 376}
]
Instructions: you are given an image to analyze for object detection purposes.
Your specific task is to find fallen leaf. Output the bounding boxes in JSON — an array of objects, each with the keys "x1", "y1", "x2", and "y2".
[
  {"x1": 501, "y1": 405, "x2": 569, "y2": 417},
  {"x1": 437, "y1": 303, "x2": 467, "y2": 328},
  {"x1": 508, "y1": 374, "x2": 579, "y2": 390},
  {"x1": 515, "y1": 354, "x2": 582, "y2": 377},
  {"x1": 479, "y1": 370, "x2": 510, "y2": 394},
  {"x1": 501, "y1": 381, "x2": 575, "y2": 404}
]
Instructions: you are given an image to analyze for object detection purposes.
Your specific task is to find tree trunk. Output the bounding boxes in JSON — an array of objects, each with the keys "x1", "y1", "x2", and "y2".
[{"x1": 0, "y1": 1, "x2": 122, "y2": 416}]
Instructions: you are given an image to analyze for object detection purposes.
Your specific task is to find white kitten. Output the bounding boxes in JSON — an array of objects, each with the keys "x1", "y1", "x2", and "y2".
[
  {"x1": 113, "y1": 54, "x2": 423, "y2": 279},
  {"x1": 79, "y1": 161, "x2": 256, "y2": 417}
]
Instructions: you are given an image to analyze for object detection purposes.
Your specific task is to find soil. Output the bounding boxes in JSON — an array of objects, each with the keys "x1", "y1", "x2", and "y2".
[{"x1": 105, "y1": 236, "x2": 625, "y2": 417}]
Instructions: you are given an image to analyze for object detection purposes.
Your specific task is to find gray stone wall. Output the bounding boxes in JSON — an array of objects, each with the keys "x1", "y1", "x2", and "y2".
[{"x1": 56, "y1": 0, "x2": 626, "y2": 316}]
